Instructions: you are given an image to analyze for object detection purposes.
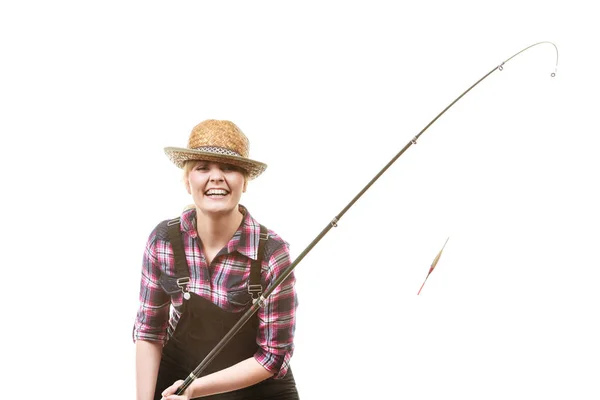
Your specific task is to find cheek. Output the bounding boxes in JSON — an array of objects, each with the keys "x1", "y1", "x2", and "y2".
[
  {"x1": 226, "y1": 173, "x2": 247, "y2": 193},
  {"x1": 186, "y1": 175, "x2": 202, "y2": 195},
  {"x1": 237, "y1": 177, "x2": 247, "y2": 193},
  {"x1": 187, "y1": 172, "x2": 210, "y2": 193}
]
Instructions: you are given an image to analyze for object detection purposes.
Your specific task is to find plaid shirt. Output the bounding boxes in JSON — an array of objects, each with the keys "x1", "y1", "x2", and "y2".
[{"x1": 133, "y1": 206, "x2": 297, "y2": 378}]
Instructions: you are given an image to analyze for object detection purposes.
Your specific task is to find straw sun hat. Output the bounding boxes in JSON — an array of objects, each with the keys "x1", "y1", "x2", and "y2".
[{"x1": 164, "y1": 119, "x2": 267, "y2": 180}]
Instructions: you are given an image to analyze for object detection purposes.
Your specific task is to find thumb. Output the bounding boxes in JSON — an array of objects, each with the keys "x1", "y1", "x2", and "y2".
[{"x1": 161, "y1": 379, "x2": 185, "y2": 399}]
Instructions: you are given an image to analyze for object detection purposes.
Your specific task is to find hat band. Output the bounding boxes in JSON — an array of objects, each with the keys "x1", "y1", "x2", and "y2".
[{"x1": 193, "y1": 146, "x2": 241, "y2": 157}]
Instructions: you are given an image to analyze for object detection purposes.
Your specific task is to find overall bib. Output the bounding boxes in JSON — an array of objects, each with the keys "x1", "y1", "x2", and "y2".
[{"x1": 153, "y1": 219, "x2": 299, "y2": 400}]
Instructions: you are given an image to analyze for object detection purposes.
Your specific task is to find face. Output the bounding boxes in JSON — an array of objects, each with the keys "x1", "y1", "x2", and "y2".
[{"x1": 185, "y1": 161, "x2": 247, "y2": 217}]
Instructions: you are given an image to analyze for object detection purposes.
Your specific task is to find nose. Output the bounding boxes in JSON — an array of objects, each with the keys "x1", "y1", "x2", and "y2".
[{"x1": 209, "y1": 166, "x2": 225, "y2": 182}]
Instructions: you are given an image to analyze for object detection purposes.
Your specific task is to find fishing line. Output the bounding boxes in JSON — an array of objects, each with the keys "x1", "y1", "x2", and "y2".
[{"x1": 167, "y1": 41, "x2": 559, "y2": 397}]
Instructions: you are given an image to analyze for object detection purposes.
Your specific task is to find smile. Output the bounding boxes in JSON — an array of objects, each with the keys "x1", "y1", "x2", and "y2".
[{"x1": 205, "y1": 189, "x2": 230, "y2": 197}]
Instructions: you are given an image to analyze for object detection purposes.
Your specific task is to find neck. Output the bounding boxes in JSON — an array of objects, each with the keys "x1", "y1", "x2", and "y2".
[{"x1": 195, "y1": 206, "x2": 244, "y2": 249}]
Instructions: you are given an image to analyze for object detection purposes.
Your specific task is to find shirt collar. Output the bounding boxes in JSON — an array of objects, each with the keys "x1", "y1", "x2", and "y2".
[{"x1": 180, "y1": 205, "x2": 262, "y2": 260}]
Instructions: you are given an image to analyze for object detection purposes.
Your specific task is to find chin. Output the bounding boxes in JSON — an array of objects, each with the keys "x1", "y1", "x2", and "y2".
[{"x1": 198, "y1": 204, "x2": 237, "y2": 216}]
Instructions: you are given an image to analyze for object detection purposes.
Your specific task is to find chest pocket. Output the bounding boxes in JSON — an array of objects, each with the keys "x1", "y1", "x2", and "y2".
[{"x1": 227, "y1": 289, "x2": 252, "y2": 307}]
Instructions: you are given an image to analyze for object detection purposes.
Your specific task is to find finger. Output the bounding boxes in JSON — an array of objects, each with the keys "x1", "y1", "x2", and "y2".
[
  {"x1": 161, "y1": 384, "x2": 176, "y2": 397},
  {"x1": 161, "y1": 380, "x2": 185, "y2": 398}
]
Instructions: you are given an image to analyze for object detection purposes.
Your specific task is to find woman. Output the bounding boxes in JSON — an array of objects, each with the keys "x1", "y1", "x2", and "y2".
[{"x1": 133, "y1": 119, "x2": 300, "y2": 399}]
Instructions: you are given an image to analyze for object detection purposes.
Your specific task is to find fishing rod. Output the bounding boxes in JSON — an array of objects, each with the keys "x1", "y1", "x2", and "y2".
[{"x1": 170, "y1": 41, "x2": 559, "y2": 396}]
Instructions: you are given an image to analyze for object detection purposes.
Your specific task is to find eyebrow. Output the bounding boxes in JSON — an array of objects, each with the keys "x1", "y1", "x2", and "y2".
[{"x1": 194, "y1": 161, "x2": 238, "y2": 169}]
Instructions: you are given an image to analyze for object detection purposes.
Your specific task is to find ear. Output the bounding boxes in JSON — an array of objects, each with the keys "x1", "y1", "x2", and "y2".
[
  {"x1": 185, "y1": 177, "x2": 192, "y2": 195},
  {"x1": 242, "y1": 179, "x2": 248, "y2": 193}
]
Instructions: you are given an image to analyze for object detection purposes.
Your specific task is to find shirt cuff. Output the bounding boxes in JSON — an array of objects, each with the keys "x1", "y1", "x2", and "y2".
[
  {"x1": 132, "y1": 326, "x2": 168, "y2": 344},
  {"x1": 254, "y1": 347, "x2": 293, "y2": 379}
]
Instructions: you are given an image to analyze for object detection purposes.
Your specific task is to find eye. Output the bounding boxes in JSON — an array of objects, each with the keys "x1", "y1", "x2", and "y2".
[
  {"x1": 194, "y1": 164, "x2": 209, "y2": 171},
  {"x1": 221, "y1": 164, "x2": 238, "y2": 172}
]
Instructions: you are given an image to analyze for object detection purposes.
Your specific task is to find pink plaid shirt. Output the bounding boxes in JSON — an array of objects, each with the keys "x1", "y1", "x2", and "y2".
[{"x1": 133, "y1": 205, "x2": 298, "y2": 378}]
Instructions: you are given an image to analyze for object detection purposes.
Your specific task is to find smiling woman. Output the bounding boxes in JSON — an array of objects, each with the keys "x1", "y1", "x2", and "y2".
[
  {"x1": 133, "y1": 120, "x2": 300, "y2": 400},
  {"x1": 184, "y1": 161, "x2": 248, "y2": 222}
]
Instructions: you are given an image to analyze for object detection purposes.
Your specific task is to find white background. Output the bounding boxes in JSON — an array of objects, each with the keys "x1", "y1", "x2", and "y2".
[{"x1": 1, "y1": 1, "x2": 598, "y2": 399}]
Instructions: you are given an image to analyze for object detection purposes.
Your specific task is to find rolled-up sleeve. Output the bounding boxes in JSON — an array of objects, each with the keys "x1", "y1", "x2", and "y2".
[
  {"x1": 255, "y1": 241, "x2": 298, "y2": 378},
  {"x1": 132, "y1": 230, "x2": 170, "y2": 344}
]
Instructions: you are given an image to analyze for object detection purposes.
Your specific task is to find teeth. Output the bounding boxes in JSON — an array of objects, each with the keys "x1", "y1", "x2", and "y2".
[{"x1": 206, "y1": 189, "x2": 228, "y2": 196}]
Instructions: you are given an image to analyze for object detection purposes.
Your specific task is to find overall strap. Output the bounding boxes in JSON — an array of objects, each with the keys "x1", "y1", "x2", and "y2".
[
  {"x1": 248, "y1": 225, "x2": 269, "y2": 301},
  {"x1": 167, "y1": 217, "x2": 268, "y2": 302},
  {"x1": 167, "y1": 217, "x2": 191, "y2": 298}
]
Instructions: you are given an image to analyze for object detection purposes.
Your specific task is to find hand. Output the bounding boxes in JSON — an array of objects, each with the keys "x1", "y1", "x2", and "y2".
[{"x1": 161, "y1": 380, "x2": 192, "y2": 400}]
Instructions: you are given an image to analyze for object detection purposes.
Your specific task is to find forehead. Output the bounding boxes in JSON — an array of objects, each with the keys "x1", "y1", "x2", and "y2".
[{"x1": 187, "y1": 160, "x2": 247, "y2": 177}]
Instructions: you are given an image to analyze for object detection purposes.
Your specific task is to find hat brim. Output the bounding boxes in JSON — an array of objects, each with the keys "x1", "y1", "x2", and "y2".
[{"x1": 164, "y1": 147, "x2": 267, "y2": 180}]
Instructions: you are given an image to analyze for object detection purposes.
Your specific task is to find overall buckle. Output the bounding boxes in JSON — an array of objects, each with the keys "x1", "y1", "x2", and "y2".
[
  {"x1": 247, "y1": 284, "x2": 263, "y2": 300},
  {"x1": 177, "y1": 277, "x2": 191, "y2": 300}
]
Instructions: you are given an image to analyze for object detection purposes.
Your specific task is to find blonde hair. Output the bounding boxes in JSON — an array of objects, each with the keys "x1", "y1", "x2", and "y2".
[{"x1": 182, "y1": 160, "x2": 195, "y2": 180}]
